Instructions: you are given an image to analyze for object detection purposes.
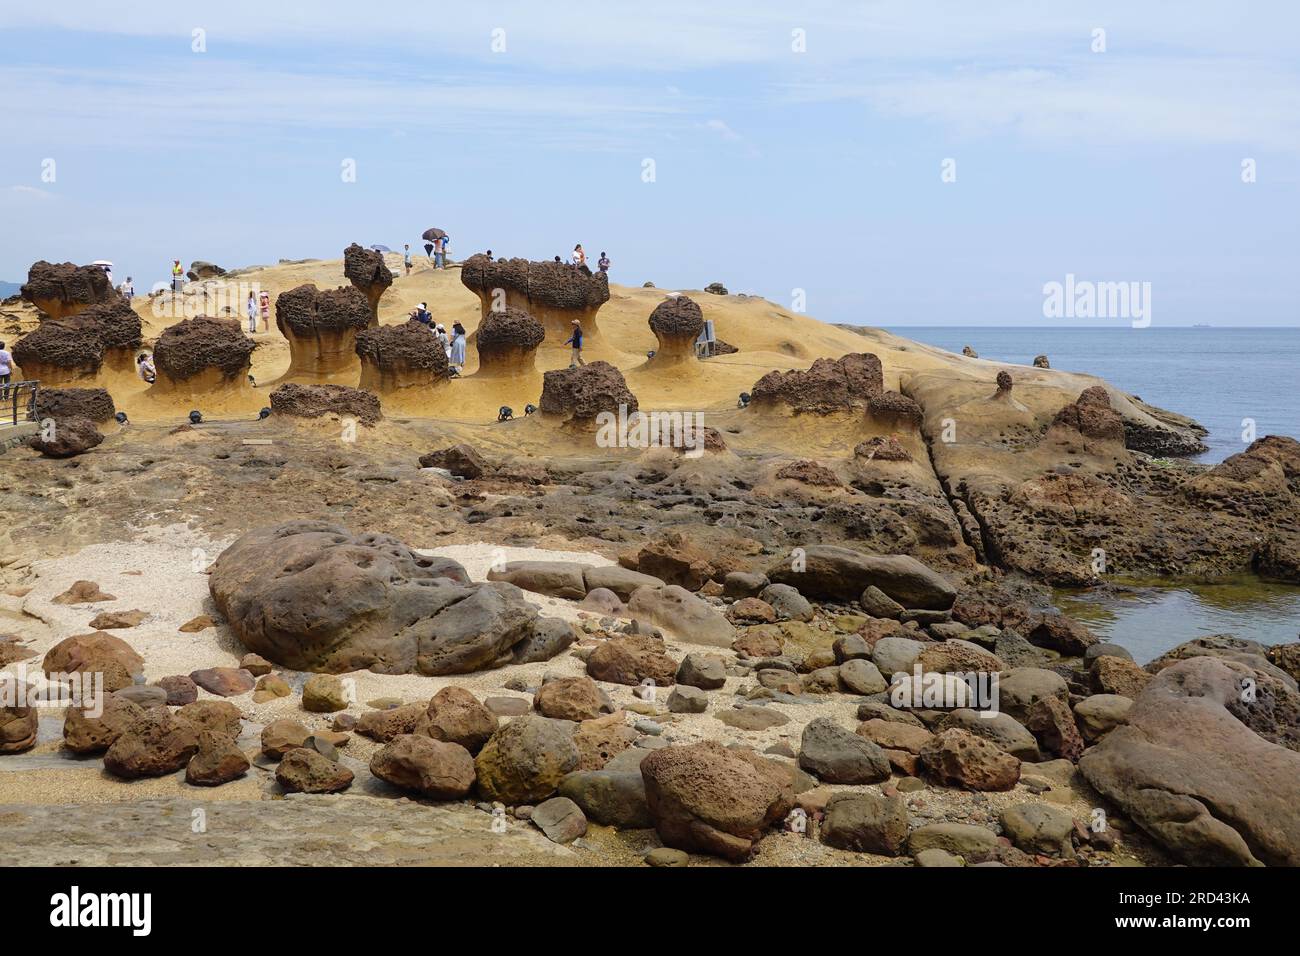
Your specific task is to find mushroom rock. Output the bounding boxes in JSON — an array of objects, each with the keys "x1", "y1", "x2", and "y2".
[
  {"x1": 474, "y1": 307, "x2": 545, "y2": 377},
  {"x1": 150, "y1": 316, "x2": 256, "y2": 397},
  {"x1": 749, "y1": 353, "x2": 883, "y2": 414},
  {"x1": 867, "y1": 391, "x2": 924, "y2": 431},
  {"x1": 1049, "y1": 386, "x2": 1125, "y2": 445},
  {"x1": 11, "y1": 300, "x2": 142, "y2": 385},
  {"x1": 962, "y1": 345, "x2": 979, "y2": 358},
  {"x1": 460, "y1": 255, "x2": 609, "y2": 345},
  {"x1": 269, "y1": 383, "x2": 382, "y2": 425},
  {"x1": 186, "y1": 261, "x2": 227, "y2": 281},
  {"x1": 356, "y1": 320, "x2": 448, "y2": 392},
  {"x1": 539, "y1": 361, "x2": 638, "y2": 422},
  {"x1": 343, "y1": 243, "x2": 393, "y2": 326},
  {"x1": 33, "y1": 387, "x2": 116, "y2": 424},
  {"x1": 647, "y1": 295, "x2": 704, "y2": 365},
  {"x1": 19, "y1": 260, "x2": 114, "y2": 321},
  {"x1": 274, "y1": 284, "x2": 372, "y2": 383},
  {"x1": 1033, "y1": 354, "x2": 1051, "y2": 369}
]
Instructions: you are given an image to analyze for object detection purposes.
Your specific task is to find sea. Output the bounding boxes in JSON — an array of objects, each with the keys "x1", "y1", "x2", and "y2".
[{"x1": 890, "y1": 326, "x2": 1300, "y2": 662}]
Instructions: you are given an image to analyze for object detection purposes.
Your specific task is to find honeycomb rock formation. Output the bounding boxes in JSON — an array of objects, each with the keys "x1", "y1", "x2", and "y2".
[
  {"x1": 11, "y1": 301, "x2": 142, "y2": 385},
  {"x1": 539, "y1": 361, "x2": 638, "y2": 422},
  {"x1": 343, "y1": 243, "x2": 393, "y2": 326},
  {"x1": 151, "y1": 317, "x2": 256, "y2": 395},
  {"x1": 474, "y1": 307, "x2": 545, "y2": 376},
  {"x1": 648, "y1": 295, "x2": 705, "y2": 364},
  {"x1": 750, "y1": 353, "x2": 883, "y2": 414},
  {"x1": 461, "y1": 255, "x2": 609, "y2": 345},
  {"x1": 274, "y1": 285, "x2": 372, "y2": 382},
  {"x1": 20, "y1": 260, "x2": 115, "y2": 321},
  {"x1": 356, "y1": 320, "x2": 448, "y2": 392},
  {"x1": 269, "y1": 383, "x2": 382, "y2": 426},
  {"x1": 32, "y1": 387, "x2": 116, "y2": 424}
]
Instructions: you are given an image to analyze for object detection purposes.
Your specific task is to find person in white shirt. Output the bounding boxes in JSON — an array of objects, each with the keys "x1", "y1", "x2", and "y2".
[
  {"x1": 0, "y1": 341, "x2": 13, "y2": 397},
  {"x1": 246, "y1": 292, "x2": 258, "y2": 333},
  {"x1": 136, "y1": 352, "x2": 156, "y2": 384},
  {"x1": 572, "y1": 244, "x2": 586, "y2": 269},
  {"x1": 119, "y1": 277, "x2": 134, "y2": 300}
]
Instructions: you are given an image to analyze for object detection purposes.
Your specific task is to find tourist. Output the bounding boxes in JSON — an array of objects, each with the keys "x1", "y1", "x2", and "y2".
[
  {"x1": 120, "y1": 276, "x2": 134, "y2": 300},
  {"x1": 413, "y1": 303, "x2": 432, "y2": 326},
  {"x1": 598, "y1": 251, "x2": 610, "y2": 273},
  {"x1": 259, "y1": 290, "x2": 271, "y2": 330},
  {"x1": 246, "y1": 292, "x2": 258, "y2": 333},
  {"x1": 484, "y1": 249, "x2": 493, "y2": 261},
  {"x1": 434, "y1": 235, "x2": 448, "y2": 269},
  {"x1": 565, "y1": 319, "x2": 585, "y2": 367},
  {"x1": 136, "y1": 352, "x2": 156, "y2": 384},
  {"x1": 554, "y1": 256, "x2": 562, "y2": 263},
  {"x1": 171, "y1": 259, "x2": 184, "y2": 292},
  {"x1": 403, "y1": 244, "x2": 412, "y2": 276},
  {"x1": 0, "y1": 341, "x2": 12, "y2": 397},
  {"x1": 434, "y1": 323, "x2": 450, "y2": 356},
  {"x1": 572, "y1": 244, "x2": 586, "y2": 269},
  {"x1": 450, "y1": 322, "x2": 467, "y2": 372}
]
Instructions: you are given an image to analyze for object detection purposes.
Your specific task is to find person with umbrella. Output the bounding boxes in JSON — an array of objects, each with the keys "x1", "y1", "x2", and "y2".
[{"x1": 422, "y1": 227, "x2": 446, "y2": 262}]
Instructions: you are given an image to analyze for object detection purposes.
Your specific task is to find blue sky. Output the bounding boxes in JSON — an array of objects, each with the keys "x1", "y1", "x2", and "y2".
[{"x1": 1, "y1": 1, "x2": 1298, "y2": 326}]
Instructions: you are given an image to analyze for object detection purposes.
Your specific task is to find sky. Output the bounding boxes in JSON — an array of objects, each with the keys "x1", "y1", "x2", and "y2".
[{"x1": 1, "y1": 1, "x2": 1298, "y2": 327}]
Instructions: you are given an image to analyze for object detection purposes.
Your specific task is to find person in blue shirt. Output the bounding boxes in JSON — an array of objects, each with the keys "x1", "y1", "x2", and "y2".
[{"x1": 564, "y1": 319, "x2": 585, "y2": 367}]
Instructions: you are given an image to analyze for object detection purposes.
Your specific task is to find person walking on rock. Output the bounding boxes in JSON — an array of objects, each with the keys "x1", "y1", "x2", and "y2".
[
  {"x1": 434, "y1": 235, "x2": 448, "y2": 269},
  {"x1": 450, "y1": 321, "x2": 467, "y2": 373},
  {"x1": 120, "y1": 276, "x2": 134, "y2": 300},
  {"x1": 403, "y1": 244, "x2": 412, "y2": 276},
  {"x1": 565, "y1": 319, "x2": 585, "y2": 367}
]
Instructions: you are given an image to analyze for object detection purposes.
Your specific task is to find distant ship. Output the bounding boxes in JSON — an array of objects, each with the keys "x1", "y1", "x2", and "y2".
[{"x1": 1192, "y1": 324, "x2": 1212, "y2": 328}]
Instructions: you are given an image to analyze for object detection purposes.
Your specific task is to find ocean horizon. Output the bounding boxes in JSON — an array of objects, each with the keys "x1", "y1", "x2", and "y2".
[{"x1": 883, "y1": 325, "x2": 1300, "y2": 463}]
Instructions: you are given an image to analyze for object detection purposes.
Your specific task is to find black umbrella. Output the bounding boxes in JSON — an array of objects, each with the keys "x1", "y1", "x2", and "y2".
[{"x1": 422, "y1": 227, "x2": 447, "y2": 242}]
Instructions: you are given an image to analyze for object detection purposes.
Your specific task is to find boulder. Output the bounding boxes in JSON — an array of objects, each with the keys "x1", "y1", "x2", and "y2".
[
  {"x1": 939, "y1": 709, "x2": 1040, "y2": 761},
  {"x1": 62, "y1": 693, "x2": 143, "y2": 754},
  {"x1": 474, "y1": 715, "x2": 580, "y2": 804},
  {"x1": 534, "y1": 676, "x2": 610, "y2": 722},
  {"x1": 487, "y1": 560, "x2": 588, "y2": 599},
  {"x1": 185, "y1": 729, "x2": 251, "y2": 786},
  {"x1": 918, "y1": 728, "x2": 1021, "y2": 791},
  {"x1": 539, "y1": 361, "x2": 638, "y2": 421},
  {"x1": 641, "y1": 742, "x2": 794, "y2": 861},
  {"x1": 27, "y1": 417, "x2": 103, "y2": 458},
  {"x1": 32, "y1": 387, "x2": 115, "y2": 424},
  {"x1": 759, "y1": 583, "x2": 814, "y2": 622},
  {"x1": 1000, "y1": 803, "x2": 1076, "y2": 859},
  {"x1": 0, "y1": 686, "x2": 39, "y2": 754},
  {"x1": 274, "y1": 283, "x2": 372, "y2": 382},
  {"x1": 626, "y1": 585, "x2": 735, "y2": 648},
  {"x1": 103, "y1": 709, "x2": 200, "y2": 779},
  {"x1": 821, "y1": 791, "x2": 909, "y2": 855},
  {"x1": 276, "y1": 747, "x2": 354, "y2": 793},
  {"x1": 209, "y1": 522, "x2": 567, "y2": 676},
  {"x1": 413, "y1": 687, "x2": 498, "y2": 754},
  {"x1": 189, "y1": 667, "x2": 255, "y2": 697},
  {"x1": 175, "y1": 700, "x2": 242, "y2": 741},
  {"x1": 675, "y1": 652, "x2": 726, "y2": 690},
  {"x1": 1024, "y1": 696, "x2": 1085, "y2": 761},
  {"x1": 511, "y1": 618, "x2": 578, "y2": 665},
  {"x1": 585, "y1": 636, "x2": 678, "y2": 687},
  {"x1": 583, "y1": 566, "x2": 664, "y2": 600},
  {"x1": 43, "y1": 632, "x2": 143, "y2": 692},
  {"x1": 20, "y1": 259, "x2": 115, "y2": 320},
  {"x1": 302, "y1": 674, "x2": 349, "y2": 712},
  {"x1": 530, "y1": 796, "x2": 588, "y2": 843},
  {"x1": 356, "y1": 703, "x2": 424, "y2": 742},
  {"x1": 1073, "y1": 694, "x2": 1133, "y2": 742},
  {"x1": 767, "y1": 545, "x2": 955, "y2": 609},
  {"x1": 1079, "y1": 657, "x2": 1300, "y2": 865},
  {"x1": 559, "y1": 770, "x2": 652, "y2": 828},
  {"x1": 370, "y1": 734, "x2": 476, "y2": 799},
  {"x1": 798, "y1": 717, "x2": 891, "y2": 784},
  {"x1": 261, "y1": 719, "x2": 312, "y2": 759}
]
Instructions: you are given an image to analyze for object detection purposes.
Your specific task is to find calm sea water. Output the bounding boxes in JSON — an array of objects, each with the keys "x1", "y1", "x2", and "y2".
[
  {"x1": 891, "y1": 326, "x2": 1300, "y2": 463},
  {"x1": 892, "y1": 326, "x2": 1300, "y2": 660}
]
